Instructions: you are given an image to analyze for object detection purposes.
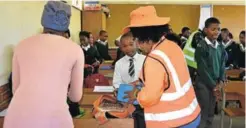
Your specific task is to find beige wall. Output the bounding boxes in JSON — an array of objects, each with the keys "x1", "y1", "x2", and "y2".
[
  {"x1": 214, "y1": 5, "x2": 246, "y2": 42},
  {"x1": 105, "y1": 4, "x2": 245, "y2": 47},
  {"x1": 106, "y1": 4, "x2": 200, "y2": 47},
  {"x1": 0, "y1": 1, "x2": 81, "y2": 86}
]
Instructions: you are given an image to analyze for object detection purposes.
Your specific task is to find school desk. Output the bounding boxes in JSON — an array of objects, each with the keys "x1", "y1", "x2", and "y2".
[
  {"x1": 80, "y1": 88, "x2": 114, "y2": 108},
  {"x1": 226, "y1": 69, "x2": 244, "y2": 78},
  {"x1": 219, "y1": 81, "x2": 245, "y2": 128},
  {"x1": 0, "y1": 109, "x2": 134, "y2": 128}
]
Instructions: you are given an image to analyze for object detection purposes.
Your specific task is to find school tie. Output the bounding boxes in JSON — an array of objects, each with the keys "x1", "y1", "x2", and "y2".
[{"x1": 129, "y1": 58, "x2": 135, "y2": 77}]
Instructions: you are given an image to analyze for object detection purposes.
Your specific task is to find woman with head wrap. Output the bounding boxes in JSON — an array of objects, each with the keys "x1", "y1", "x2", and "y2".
[{"x1": 4, "y1": 1, "x2": 84, "y2": 128}]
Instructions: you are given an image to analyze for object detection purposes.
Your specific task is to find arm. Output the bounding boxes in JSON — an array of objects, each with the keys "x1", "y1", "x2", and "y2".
[
  {"x1": 195, "y1": 42, "x2": 216, "y2": 89},
  {"x1": 12, "y1": 54, "x2": 20, "y2": 94},
  {"x1": 95, "y1": 47, "x2": 103, "y2": 64},
  {"x1": 112, "y1": 62, "x2": 123, "y2": 89},
  {"x1": 68, "y1": 48, "x2": 84, "y2": 102},
  {"x1": 137, "y1": 57, "x2": 166, "y2": 107}
]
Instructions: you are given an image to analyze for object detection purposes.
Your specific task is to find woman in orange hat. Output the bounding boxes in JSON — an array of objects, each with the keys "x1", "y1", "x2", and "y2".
[{"x1": 123, "y1": 6, "x2": 201, "y2": 128}]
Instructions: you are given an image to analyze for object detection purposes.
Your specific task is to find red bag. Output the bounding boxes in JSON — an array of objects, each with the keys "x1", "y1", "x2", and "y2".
[{"x1": 84, "y1": 73, "x2": 110, "y2": 88}]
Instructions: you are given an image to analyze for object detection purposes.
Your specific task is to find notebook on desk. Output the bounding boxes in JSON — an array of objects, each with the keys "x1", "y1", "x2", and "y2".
[{"x1": 100, "y1": 65, "x2": 112, "y2": 70}]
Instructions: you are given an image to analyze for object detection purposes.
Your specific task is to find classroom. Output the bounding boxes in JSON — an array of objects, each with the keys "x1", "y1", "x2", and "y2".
[{"x1": 0, "y1": 0, "x2": 245, "y2": 128}]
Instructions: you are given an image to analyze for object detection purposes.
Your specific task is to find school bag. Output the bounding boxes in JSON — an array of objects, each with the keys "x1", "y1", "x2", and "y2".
[
  {"x1": 92, "y1": 95, "x2": 136, "y2": 124},
  {"x1": 84, "y1": 73, "x2": 110, "y2": 88}
]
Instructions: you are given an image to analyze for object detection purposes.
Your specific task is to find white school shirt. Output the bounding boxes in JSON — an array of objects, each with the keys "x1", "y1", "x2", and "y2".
[{"x1": 113, "y1": 53, "x2": 146, "y2": 88}]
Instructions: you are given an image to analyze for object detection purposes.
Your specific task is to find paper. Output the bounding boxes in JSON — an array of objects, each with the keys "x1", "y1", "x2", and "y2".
[{"x1": 93, "y1": 86, "x2": 114, "y2": 92}]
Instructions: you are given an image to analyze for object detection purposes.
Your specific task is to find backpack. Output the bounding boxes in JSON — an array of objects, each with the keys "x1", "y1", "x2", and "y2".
[
  {"x1": 92, "y1": 95, "x2": 136, "y2": 125},
  {"x1": 84, "y1": 73, "x2": 110, "y2": 88}
]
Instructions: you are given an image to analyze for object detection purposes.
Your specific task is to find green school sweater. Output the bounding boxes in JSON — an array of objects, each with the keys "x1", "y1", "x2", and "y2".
[{"x1": 195, "y1": 39, "x2": 226, "y2": 90}]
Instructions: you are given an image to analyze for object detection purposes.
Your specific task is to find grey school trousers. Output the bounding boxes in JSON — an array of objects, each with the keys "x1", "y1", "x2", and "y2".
[{"x1": 194, "y1": 80, "x2": 216, "y2": 128}]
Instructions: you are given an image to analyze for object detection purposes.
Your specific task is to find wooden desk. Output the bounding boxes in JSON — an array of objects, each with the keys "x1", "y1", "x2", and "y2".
[
  {"x1": 0, "y1": 108, "x2": 134, "y2": 128},
  {"x1": 80, "y1": 88, "x2": 114, "y2": 108},
  {"x1": 222, "y1": 81, "x2": 245, "y2": 109},
  {"x1": 226, "y1": 69, "x2": 244, "y2": 78}
]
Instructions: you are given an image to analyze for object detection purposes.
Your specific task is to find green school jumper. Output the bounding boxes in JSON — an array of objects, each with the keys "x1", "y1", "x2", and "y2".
[{"x1": 195, "y1": 38, "x2": 226, "y2": 90}]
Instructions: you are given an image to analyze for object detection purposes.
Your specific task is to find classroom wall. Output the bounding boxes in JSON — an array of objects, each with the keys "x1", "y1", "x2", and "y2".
[
  {"x1": 0, "y1": 1, "x2": 81, "y2": 86},
  {"x1": 106, "y1": 4, "x2": 200, "y2": 47},
  {"x1": 214, "y1": 5, "x2": 245, "y2": 42},
  {"x1": 106, "y1": 4, "x2": 245, "y2": 47}
]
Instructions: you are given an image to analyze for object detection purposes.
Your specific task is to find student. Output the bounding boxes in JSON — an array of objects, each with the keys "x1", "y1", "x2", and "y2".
[
  {"x1": 195, "y1": 17, "x2": 226, "y2": 128},
  {"x1": 219, "y1": 28, "x2": 238, "y2": 68},
  {"x1": 236, "y1": 30, "x2": 245, "y2": 68},
  {"x1": 180, "y1": 27, "x2": 191, "y2": 49},
  {"x1": 4, "y1": 1, "x2": 84, "y2": 128},
  {"x1": 113, "y1": 32, "x2": 146, "y2": 128},
  {"x1": 123, "y1": 6, "x2": 201, "y2": 128},
  {"x1": 80, "y1": 31, "x2": 102, "y2": 78},
  {"x1": 183, "y1": 28, "x2": 206, "y2": 82},
  {"x1": 95, "y1": 30, "x2": 112, "y2": 60},
  {"x1": 112, "y1": 36, "x2": 125, "y2": 66}
]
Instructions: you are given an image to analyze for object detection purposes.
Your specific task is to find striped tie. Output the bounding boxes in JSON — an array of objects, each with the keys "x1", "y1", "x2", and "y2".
[{"x1": 129, "y1": 58, "x2": 135, "y2": 77}]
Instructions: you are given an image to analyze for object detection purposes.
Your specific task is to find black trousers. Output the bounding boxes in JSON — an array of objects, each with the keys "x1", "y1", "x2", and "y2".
[
  {"x1": 194, "y1": 80, "x2": 216, "y2": 128},
  {"x1": 132, "y1": 105, "x2": 146, "y2": 128}
]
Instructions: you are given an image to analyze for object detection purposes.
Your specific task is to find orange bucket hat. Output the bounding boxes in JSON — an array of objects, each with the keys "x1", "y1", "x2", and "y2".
[{"x1": 122, "y1": 6, "x2": 170, "y2": 34}]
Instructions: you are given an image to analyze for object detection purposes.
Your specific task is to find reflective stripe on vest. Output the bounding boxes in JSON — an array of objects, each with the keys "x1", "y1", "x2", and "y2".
[
  {"x1": 183, "y1": 30, "x2": 199, "y2": 69},
  {"x1": 144, "y1": 49, "x2": 199, "y2": 121},
  {"x1": 145, "y1": 98, "x2": 198, "y2": 121},
  {"x1": 152, "y1": 50, "x2": 193, "y2": 101}
]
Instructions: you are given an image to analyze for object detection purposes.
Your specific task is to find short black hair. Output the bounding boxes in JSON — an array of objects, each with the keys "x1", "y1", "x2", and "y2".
[
  {"x1": 221, "y1": 28, "x2": 229, "y2": 32},
  {"x1": 99, "y1": 30, "x2": 107, "y2": 36},
  {"x1": 205, "y1": 17, "x2": 220, "y2": 28},
  {"x1": 79, "y1": 31, "x2": 90, "y2": 38},
  {"x1": 240, "y1": 30, "x2": 245, "y2": 36},
  {"x1": 181, "y1": 27, "x2": 190, "y2": 33},
  {"x1": 120, "y1": 32, "x2": 133, "y2": 42},
  {"x1": 130, "y1": 24, "x2": 170, "y2": 43}
]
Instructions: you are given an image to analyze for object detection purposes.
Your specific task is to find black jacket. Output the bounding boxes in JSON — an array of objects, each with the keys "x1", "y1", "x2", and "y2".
[{"x1": 95, "y1": 41, "x2": 112, "y2": 60}]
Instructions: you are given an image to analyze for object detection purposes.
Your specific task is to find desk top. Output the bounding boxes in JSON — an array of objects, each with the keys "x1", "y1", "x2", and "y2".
[
  {"x1": 226, "y1": 69, "x2": 244, "y2": 78},
  {"x1": 225, "y1": 81, "x2": 245, "y2": 95}
]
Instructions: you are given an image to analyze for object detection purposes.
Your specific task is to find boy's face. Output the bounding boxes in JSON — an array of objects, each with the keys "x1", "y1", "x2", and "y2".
[
  {"x1": 89, "y1": 34, "x2": 94, "y2": 45},
  {"x1": 120, "y1": 36, "x2": 136, "y2": 57},
  {"x1": 184, "y1": 30, "x2": 191, "y2": 38},
  {"x1": 80, "y1": 36, "x2": 89, "y2": 46},
  {"x1": 205, "y1": 23, "x2": 221, "y2": 41},
  {"x1": 99, "y1": 32, "x2": 108, "y2": 42},
  {"x1": 239, "y1": 33, "x2": 245, "y2": 45},
  {"x1": 221, "y1": 30, "x2": 229, "y2": 41}
]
